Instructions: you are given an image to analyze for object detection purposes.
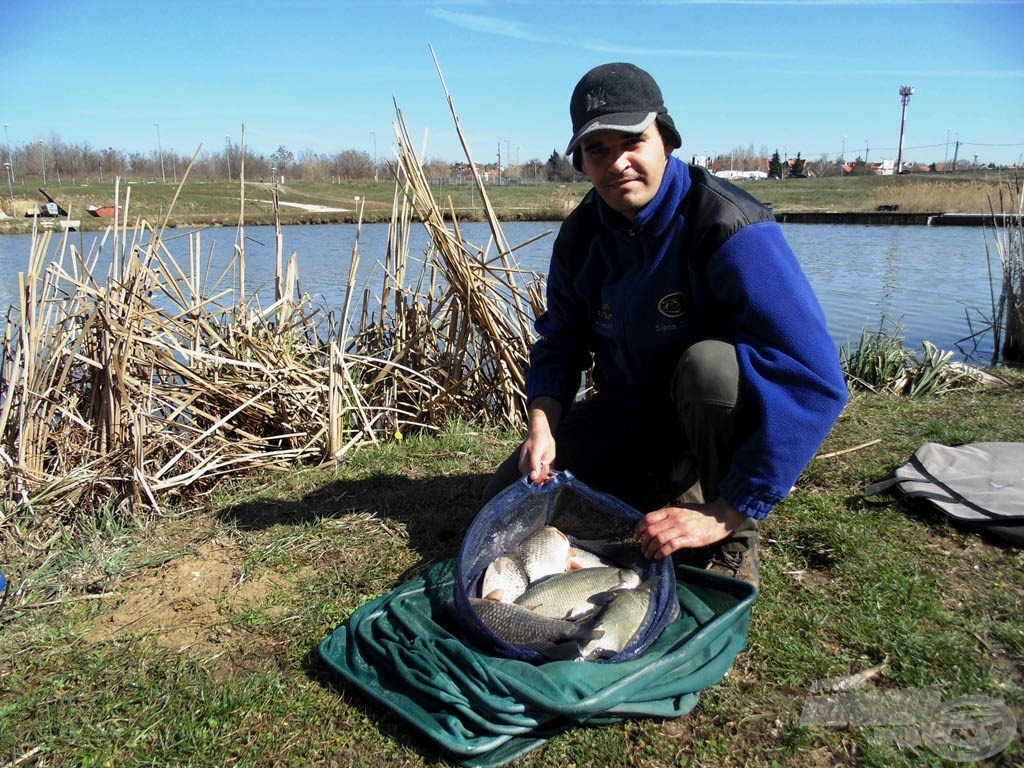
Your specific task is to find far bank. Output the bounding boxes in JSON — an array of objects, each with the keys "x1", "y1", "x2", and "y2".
[{"x1": 0, "y1": 169, "x2": 1018, "y2": 234}]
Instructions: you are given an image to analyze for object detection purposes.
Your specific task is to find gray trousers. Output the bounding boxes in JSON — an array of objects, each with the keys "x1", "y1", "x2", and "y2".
[{"x1": 483, "y1": 340, "x2": 758, "y2": 551}]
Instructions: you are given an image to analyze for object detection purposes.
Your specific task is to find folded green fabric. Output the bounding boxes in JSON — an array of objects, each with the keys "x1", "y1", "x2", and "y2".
[{"x1": 319, "y1": 559, "x2": 755, "y2": 766}]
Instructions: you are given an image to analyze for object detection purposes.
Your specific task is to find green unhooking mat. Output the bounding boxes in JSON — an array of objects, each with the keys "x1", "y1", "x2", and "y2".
[{"x1": 318, "y1": 558, "x2": 756, "y2": 767}]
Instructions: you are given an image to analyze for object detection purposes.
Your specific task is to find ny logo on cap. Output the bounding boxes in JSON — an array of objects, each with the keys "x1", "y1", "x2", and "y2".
[{"x1": 585, "y1": 87, "x2": 608, "y2": 113}]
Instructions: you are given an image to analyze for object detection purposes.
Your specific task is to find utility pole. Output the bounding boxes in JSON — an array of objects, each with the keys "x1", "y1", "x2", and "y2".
[
  {"x1": 3, "y1": 123, "x2": 12, "y2": 182},
  {"x1": 951, "y1": 140, "x2": 960, "y2": 172},
  {"x1": 154, "y1": 122, "x2": 165, "y2": 182},
  {"x1": 895, "y1": 85, "x2": 915, "y2": 174},
  {"x1": 4, "y1": 162, "x2": 14, "y2": 218},
  {"x1": 371, "y1": 130, "x2": 377, "y2": 181}
]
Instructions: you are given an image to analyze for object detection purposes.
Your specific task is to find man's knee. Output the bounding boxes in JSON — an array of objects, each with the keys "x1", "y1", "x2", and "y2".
[{"x1": 673, "y1": 339, "x2": 739, "y2": 409}]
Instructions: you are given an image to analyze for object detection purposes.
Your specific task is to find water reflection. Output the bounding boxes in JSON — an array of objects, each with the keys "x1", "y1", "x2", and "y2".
[
  {"x1": 0, "y1": 221, "x2": 1003, "y2": 363},
  {"x1": 879, "y1": 227, "x2": 902, "y2": 312}
]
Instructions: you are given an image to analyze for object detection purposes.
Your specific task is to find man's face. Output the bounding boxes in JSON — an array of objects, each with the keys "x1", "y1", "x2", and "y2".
[{"x1": 579, "y1": 125, "x2": 671, "y2": 221}]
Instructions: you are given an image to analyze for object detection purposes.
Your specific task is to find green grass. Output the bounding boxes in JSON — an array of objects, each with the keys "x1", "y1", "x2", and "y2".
[{"x1": 2, "y1": 380, "x2": 1023, "y2": 767}]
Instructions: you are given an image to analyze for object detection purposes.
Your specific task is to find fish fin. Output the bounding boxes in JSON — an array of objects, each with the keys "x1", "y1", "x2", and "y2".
[
  {"x1": 568, "y1": 605, "x2": 601, "y2": 621},
  {"x1": 483, "y1": 588, "x2": 504, "y2": 601},
  {"x1": 587, "y1": 589, "x2": 620, "y2": 607},
  {"x1": 637, "y1": 575, "x2": 661, "y2": 593}
]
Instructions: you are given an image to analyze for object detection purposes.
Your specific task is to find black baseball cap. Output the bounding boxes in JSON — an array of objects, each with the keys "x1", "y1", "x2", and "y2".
[{"x1": 566, "y1": 62, "x2": 682, "y2": 161}]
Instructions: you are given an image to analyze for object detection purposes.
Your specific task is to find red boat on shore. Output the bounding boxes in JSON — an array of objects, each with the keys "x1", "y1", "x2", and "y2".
[{"x1": 87, "y1": 204, "x2": 118, "y2": 218}]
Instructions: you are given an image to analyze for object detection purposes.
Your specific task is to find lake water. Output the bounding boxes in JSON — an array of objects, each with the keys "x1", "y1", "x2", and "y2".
[{"x1": 0, "y1": 220, "x2": 1006, "y2": 364}]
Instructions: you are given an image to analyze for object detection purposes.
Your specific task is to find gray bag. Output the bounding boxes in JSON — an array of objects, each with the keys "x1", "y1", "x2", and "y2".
[{"x1": 865, "y1": 442, "x2": 1024, "y2": 546}]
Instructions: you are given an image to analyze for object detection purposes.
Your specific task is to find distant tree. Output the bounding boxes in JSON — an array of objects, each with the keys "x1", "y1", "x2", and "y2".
[
  {"x1": 300, "y1": 149, "x2": 329, "y2": 182},
  {"x1": 332, "y1": 149, "x2": 373, "y2": 180},
  {"x1": 422, "y1": 158, "x2": 453, "y2": 181},
  {"x1": 523, "y1": 159, "x2": 544, "y2": 183},
  {"x1": 128, "y1": 151, "x2": 148, "y2": 176},
  {"x1": 813, "y1": 153, "x2": 835, "y2": 177},
  {"x1": 719, "y1": 143, "x2": 760, "y2": 172},
  {"x1": 787, "y1": 152, "x2": 807, "y2": 178},
  {"x1": 768, "y1": 150, "x2": 783, "y2": 179},
  {"x1": 270, "y1": 145, "x2": 295, "y2": 176},
  {"x1": 545, "y1": 150, "x2": 575, "y2": 182}
]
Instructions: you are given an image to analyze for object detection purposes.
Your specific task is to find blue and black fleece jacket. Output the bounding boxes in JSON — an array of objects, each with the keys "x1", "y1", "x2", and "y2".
[{"x1": 526, "y1": 156, "x2": 848, "y2": 520}]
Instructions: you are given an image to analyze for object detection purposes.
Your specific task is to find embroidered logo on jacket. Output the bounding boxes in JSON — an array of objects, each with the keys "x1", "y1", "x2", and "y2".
[{"x1": 657, "y1": 292, "x2": 685, "y2": 319}]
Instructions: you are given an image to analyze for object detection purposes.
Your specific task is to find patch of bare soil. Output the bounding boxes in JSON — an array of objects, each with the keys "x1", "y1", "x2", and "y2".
[{"x1": 83, "y1": 533, "x2": 296, "y2": 663}]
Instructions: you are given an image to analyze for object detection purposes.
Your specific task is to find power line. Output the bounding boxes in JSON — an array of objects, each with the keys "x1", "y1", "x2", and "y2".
[{"x1": 958, "y1": 141, "x2": 1024, "y2": 148}]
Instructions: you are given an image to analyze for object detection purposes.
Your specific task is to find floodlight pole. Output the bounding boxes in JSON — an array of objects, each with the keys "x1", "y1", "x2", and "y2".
[
  {"x1": 4, "y1": 162, "x2": 14, "y2": 218},
  {"x1": 896, "y1": 85, "x2": 914, "y2": 175}
]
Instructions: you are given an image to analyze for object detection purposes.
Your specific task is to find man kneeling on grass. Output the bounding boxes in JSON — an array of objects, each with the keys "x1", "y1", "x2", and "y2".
[{"x1": 484, "y1": 62, "x2": 847, "y2": 588}]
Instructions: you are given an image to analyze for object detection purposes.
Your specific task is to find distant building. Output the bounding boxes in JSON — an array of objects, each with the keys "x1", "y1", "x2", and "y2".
[
  {"x1": 875, "y1": 158, "x2": 896, "y2": 176},
  {"x1": 691, "y1": 155, "x2": 711, "y2": 169},
  {"x1": 714, "y1": 169, "x2": 768, "y2": 180}
]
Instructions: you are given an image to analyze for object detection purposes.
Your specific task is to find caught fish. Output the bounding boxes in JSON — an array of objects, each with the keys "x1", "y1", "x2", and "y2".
[
  {"x1": 516, "y1": 526, "x2": 571, "y2": 583},
  {"x1": 579, "y1": 578, "x2": 657, "y2": 661},
  {"x1": 570, "y1": 537, "x2": 646, "y2": 569},
  {"x1": 515, "y1": 566, "x2": 641, "y2": 620},
  {"x1": 480, "y1": 554, "x2": 529, "y2": 602},
  {"x1": 567, "y1": 545, "x2": 614, "y2": 571},
  {"x1": 469, "y1": 597, "x2": 604, "y2": 660}
]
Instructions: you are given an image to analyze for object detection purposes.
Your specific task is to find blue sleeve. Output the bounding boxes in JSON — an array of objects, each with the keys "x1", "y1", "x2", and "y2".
[{"x1": 707, "y1": 221, "x2": 848, "y2": 519}]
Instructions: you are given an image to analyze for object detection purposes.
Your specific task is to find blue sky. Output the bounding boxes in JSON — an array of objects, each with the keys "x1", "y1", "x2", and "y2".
[{"x1": 2, "y1": 0, "x2": 1023, "y2": 168}]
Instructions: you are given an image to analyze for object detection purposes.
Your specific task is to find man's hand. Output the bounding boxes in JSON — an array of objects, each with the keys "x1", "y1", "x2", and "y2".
[
  {"x1": 518, "y1": 397, "x2": 562, "y2": 484},
  {"x1": 634, "y1": 496, "x2": 746, "y2": 560}
]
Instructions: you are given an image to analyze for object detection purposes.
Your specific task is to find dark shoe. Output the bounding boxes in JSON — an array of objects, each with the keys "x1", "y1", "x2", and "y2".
[
  {"x1": 706, "y1": 543, "x2": 760, "y2": 588},
  {"x1": 674, "y1": 534, "x2": 760, "y2": 589}
]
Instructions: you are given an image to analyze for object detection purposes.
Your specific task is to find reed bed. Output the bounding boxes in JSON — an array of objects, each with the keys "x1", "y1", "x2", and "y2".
[
  {"x1": 869, "y1": 178, "x2": 1019, "y2": 213},
  {"x1": 1, "y1": 99, "x2": 545, "y2": 547},
  {"x1": 985, "y1": 181, "x2": 1024, "y2": 363}
]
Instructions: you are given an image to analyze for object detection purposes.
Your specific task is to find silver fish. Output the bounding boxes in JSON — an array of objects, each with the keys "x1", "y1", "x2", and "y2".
[
  {"x1": 579, "y1": 579, "x2": 656, "y2": 661},
  {"x1": 567, "y1": 545, "x2": 614, "y2": 571},
  {"x1": 515, "y1": 566, "x2": 641, "y2": 620},
  {"x1": 469, "y1": 597, "x2": 603, "y2": 660},
  {"x1": 516, "y1": 526, "x2": 571, "y2": 583},
  {"x1": 480, "y1": 554, "x2": 529, "y2": 602}
]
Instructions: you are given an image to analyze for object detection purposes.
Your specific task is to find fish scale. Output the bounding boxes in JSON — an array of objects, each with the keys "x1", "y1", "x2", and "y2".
[
  {"x1": 579, "y1": 579, "x2": 656, "y2": 661},
  {"x1": 480, "y1": 554, "x2": 529, "y2": 602},
  {"x1": 469, "y1": 597, "x2": 603, "y2": 660},
  {"x1": 515, "y1": 566, "x2": 641, "y2": 620},
  {"x1": 515, "y1": 526, "x2": 571, "y2": 583}
]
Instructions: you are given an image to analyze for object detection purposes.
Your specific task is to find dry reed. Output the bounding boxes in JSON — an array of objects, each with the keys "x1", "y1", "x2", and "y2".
[
  {"x1": 1, "y1": 85, "x2": 547, "y2": 547},
  {"x1": 984, "y1": 181, "x2": 1024, "y2": 364},
  {"x1": 871, "y1": 179, "x2": 1018, "y2": 213}
]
